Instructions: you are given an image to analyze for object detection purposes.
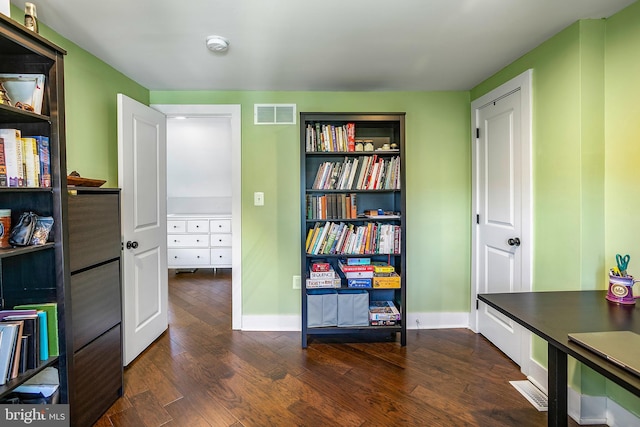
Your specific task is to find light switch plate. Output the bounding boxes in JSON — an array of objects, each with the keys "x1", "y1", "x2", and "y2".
[{"x1": 254, "y1": 192, "x2": 264, "y2": 206}]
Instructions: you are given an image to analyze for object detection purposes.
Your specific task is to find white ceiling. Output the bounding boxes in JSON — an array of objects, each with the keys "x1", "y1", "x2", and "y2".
[{"x1": 10, "y1": 0, "x2": 636, "y2": 91}]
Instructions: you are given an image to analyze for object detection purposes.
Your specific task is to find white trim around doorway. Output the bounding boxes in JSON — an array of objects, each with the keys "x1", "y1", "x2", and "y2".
[{"x1": 152, "y1": 104, "x2": 243, "y2": 330}]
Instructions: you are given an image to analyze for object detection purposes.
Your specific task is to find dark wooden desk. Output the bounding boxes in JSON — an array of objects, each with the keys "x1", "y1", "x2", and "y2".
[{"x1": 478, "y1": 291, "x2": 640, "y2": 427}]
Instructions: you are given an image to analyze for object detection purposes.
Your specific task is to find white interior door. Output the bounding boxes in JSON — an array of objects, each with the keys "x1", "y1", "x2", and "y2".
[
  {"x1": 471, "y1": 70, "x2": 532, "y2": 370},
  {"x1": 117, "y1": 94, "x2": 168, "y2": 366}
]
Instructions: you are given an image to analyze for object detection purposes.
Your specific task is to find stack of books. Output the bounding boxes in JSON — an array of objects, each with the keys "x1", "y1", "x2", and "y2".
[
  {"x1": 372, "y1": 262, "x2": 401, "y2": 288},
  {"x1": 306, "y1": 261, "x2": 341, "y2": 289},
  {"x1": 338, "y1": 258, "x2": 374, "y2": 288},
  {"x1": 369, "y1": 301, "x2": 401, "y2": 326}
]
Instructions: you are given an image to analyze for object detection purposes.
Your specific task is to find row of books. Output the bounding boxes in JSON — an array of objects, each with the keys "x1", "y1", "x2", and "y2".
[
  {"x1": 305, "y1": 123, "x2": 355, "y2": 152},
  {"x1": 306, "y1": 221, "x2": 401, "y2": 255},
  {"x1": 0, "y1": 129, "x2": 51, "y2": 188},
  {"x1": 311, "y1": 155, "x2": 401, "y2": 190},
  {"x1": 0, "y1": 303, "x2": 59, "y2": 385},
  {"x1": 306, "y1": 193, "x2": 358, "y2": 220}
]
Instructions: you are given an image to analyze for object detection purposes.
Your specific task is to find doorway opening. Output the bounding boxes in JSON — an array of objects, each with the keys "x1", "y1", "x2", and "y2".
[{"x1": 152, "y1": 104, "x2": 242, "y2": 330}]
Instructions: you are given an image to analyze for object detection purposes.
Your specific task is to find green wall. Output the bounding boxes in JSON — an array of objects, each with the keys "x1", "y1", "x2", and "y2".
[
  {"x1": 472, "y1": 2, "x2": 640, "y2": 416},
  {"x1": 603, "y1": 0, "x2": 640, "y2": 414},
  {"x1": 149, "y1": 91, "x2": 471, "y2": 316}
]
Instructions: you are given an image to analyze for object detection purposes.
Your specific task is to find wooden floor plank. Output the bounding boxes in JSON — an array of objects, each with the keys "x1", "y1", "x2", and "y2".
[{"x1": 94, "y1": 269, "x2": 605, "y2": 427}]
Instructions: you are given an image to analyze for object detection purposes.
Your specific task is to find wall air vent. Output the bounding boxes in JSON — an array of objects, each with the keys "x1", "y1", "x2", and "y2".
[{"x1": 254, "y1": 104, "x2": 296, "y2": 125}]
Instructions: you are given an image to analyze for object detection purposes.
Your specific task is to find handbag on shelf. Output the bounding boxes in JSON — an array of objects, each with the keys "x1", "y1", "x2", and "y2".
[
  {"x1": 9, "y1": 211, "x2": 38, "y2": 246},
  {"x1": 8, "y1": 212, "x2": 54, "y2": 247}
]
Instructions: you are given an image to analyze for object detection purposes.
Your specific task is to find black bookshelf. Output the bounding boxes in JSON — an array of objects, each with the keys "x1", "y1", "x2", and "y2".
[
  {"x1": 300, "y1": 112, "x2": 406, "y2": 348},
  {"x1": 0, "y1": 13, "x2": 72, "y2": 406}
]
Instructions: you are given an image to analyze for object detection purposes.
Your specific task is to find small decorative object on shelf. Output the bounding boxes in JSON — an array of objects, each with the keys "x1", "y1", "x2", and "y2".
[
  {"x1": 24, "y1": 2, "x2": 38, "y2": 33},
  {"x1": 300, "y1": 112, "x2": 406, "y2": 348},
  {"x1": 66, "y1": 171, "x2": 106, "y2": 187}
]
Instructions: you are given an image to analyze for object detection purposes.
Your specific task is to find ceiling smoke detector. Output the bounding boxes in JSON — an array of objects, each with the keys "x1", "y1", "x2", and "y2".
[{"x1": 206, "y1": 35, "x2": 229, "y2": 52}]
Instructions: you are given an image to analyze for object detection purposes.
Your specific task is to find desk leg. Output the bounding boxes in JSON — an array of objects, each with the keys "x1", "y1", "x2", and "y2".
[{"x1": 548, "y1": 344, "x2": 568, "y2": 427}]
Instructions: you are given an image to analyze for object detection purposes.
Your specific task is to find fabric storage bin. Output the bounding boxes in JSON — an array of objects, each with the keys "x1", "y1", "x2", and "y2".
[
  {"x1": 307, "y1": 289, "x2": 338, "y2": 327},
  {"x1": 337, "y1": 289, "x2": 369, "y2": 327}
]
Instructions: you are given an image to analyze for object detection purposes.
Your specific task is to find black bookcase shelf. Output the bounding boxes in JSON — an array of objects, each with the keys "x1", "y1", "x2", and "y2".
[
  {"x1": 300, "y1": 112, "x2": 406, "y2": 348},
  {"x1": 0, "y1": 13, "x2": 72, "y2": 409}
]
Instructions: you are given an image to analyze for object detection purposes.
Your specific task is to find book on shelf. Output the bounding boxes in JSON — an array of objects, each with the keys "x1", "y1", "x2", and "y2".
[
  {"x1": 21, "y1": 137, "x2": 39, "y2": 188},
  {"x1": 0, "y1": 309, "x2": 38, "y2": 320},
  {"x1": 369, "y1": 301, "x2": 401, "y2": 321},
  {"x1": 30, "y1": 136, "x2": 50, "y2": 188},
  {"x1": 0, "y1": 137, "x2": 6, "y2": 186},
  {"x1": 0, "y1": 323, "x2": 19, "y2": 385},
  {"x1": 14, "y1": 303, "x2": 58, "y2": 357},
  {"x1": 0, "y1": 128, "x2": 22, "y2": 187},
  {"x1": 2, "y1": 312, "x2": 40, "y2": 372},
  {"x1": 1, "y1": 319, "x2": 24, "y2": 380}
]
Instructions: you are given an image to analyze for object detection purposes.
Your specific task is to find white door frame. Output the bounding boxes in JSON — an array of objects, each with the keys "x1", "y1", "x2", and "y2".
[
  {"x1": 152, "y1": 104, "x2": 243, "y2": 330},
  {"x1": 470, "y1": 70, "x2": 533, "y2": 370}
]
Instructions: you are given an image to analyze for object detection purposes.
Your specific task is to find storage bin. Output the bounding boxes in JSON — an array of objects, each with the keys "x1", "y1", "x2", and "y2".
[
  {"x1": 337, "y1": 289, "x2": 369, "y2": 327},
  {"x1": 307, "y1": 289, "x2": 338, "y2": 327}
]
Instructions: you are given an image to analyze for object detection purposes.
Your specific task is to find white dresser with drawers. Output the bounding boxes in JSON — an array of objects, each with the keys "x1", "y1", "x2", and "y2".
[{"x1": 167, "y1": 214, "x2": 232, "y2": 269}]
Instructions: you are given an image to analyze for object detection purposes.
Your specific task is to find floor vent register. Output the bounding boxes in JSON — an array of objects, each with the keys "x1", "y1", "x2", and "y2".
[{"x1": 509, "y1": 380, "x2": 548, "y2": 411}]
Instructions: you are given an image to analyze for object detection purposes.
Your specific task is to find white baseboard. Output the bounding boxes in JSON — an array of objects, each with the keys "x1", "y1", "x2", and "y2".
[
  {"x1": 526, "y1": 356, "x2": 639, "y2": 426},
  {"x1": 568, "y1": 387, "x2": 608, "y2": 425},
  {"x1": 607, "y1": 398, "x2": 640, "y2": 427},
  {"x1": 406, "y1": 311, "x2": 470, "y2": 329},
  {"x1": 241, "y1": 315, "x2": 300, "y2": 331}
]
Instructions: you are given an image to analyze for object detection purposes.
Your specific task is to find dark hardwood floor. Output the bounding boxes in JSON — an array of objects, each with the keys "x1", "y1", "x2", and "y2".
[{"x1": 94, "y1": 269, "x2": 601, "y2": 427}]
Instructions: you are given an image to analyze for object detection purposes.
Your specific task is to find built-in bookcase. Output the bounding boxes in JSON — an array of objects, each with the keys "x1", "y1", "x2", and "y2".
[{"x1": 300, "y1": 112, "x2": 406, "y2": 348}]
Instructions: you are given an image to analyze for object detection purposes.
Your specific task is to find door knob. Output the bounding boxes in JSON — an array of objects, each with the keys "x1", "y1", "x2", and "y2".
[
  {"x1": 126, "y1": 241, "x2": 139, "y2": 249},
  {"x1": 507, "y1": 237, "x2": 521, "y2": 247}
]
